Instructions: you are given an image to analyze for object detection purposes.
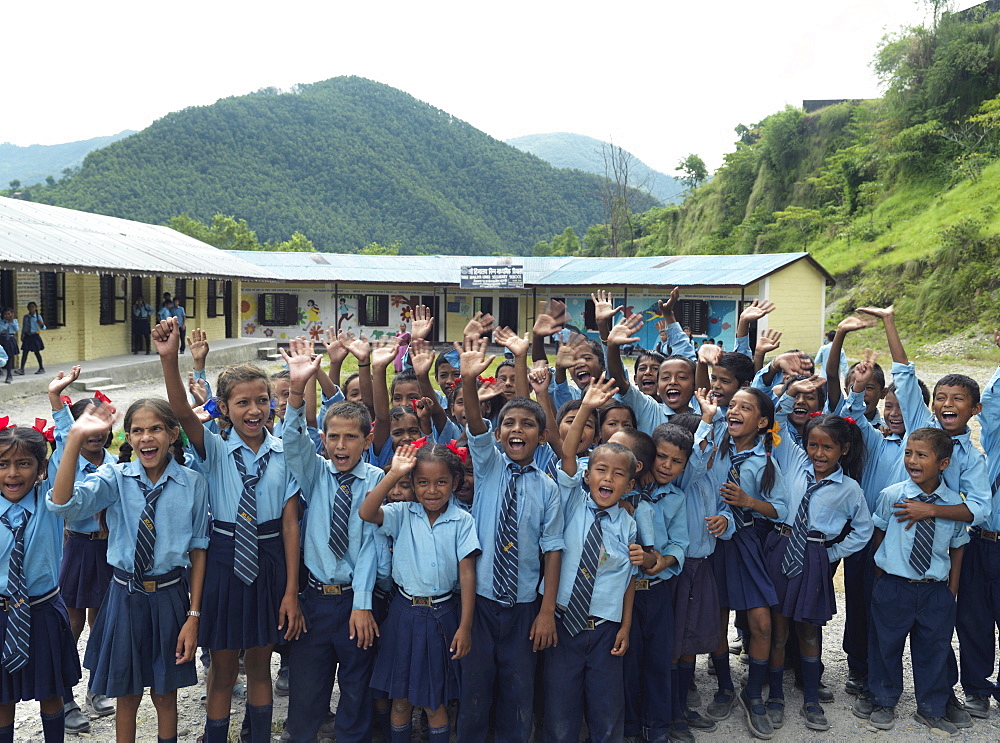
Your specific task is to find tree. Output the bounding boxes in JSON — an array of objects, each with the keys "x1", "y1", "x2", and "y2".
[
  {"x1": 8, "y1": 180, "x2": 19, "y2": 190},
  {"x1": 358, "y1": 241, "x2": 400, "y2": 255},
  {"x1": 771, "y1": 206, "x2": 824, "y2": 249},
  {"x1": 167, "y1": 213, "x2": 315, "y2": 251},
  {"x1": 676, "y1": 154, "x2": 708, "y2": 190},
  {"x1": 598, "y1": 140, "x2": 655, "y2": 257}
]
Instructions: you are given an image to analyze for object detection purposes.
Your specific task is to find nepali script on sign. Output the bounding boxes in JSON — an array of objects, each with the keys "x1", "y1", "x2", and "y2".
[{"x1": 460, "y1": 265, "x2": 525, "y2": 290}]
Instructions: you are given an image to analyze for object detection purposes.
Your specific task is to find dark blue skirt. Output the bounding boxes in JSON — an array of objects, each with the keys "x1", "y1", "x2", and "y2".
[
  {"x1": 672, "y1": 556, "x2": 721, "y2": 656},
  {"x1": 21, "y1": 333, "x2": 43, "y2": 353},
  {"x1": 712, "y1": 525, "x2": 778, "y2": 611},
  {"x1": 59, "y1": 532, "x2": 113, "y2": 609},
  {"x1": 85, "y1": 568, "x2": 196, "y2": 697},
  {"x1": 200, "y1": 519, "x2": 287, "y2": 651},
  {"x1": 0, "y1": 590, "x2": 80, "y2": 704},
  {"x1": 765, "y1": 531, "x2": 836, "y2": 626},
  {"x1": 370, "y1": 593, "x2": 460, "y2": 710}
]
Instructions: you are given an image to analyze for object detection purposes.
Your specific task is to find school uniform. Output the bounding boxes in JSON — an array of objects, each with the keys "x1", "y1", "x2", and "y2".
[
  {"x1": 623, "y1": 481, "x2": 689, "y2": 743},
  {"x1": 544, "y1": 470, "x2": 637, "y2": 743},
  {"x1": 457, "y1": 429, "x2": 565, "y2": 743},
  {"x1": 171, "y1": 304, "x2": 186, "y2": 353},
  {"x1": 618, "y1": 383, "x2": 690, "y2": 435},
  {"x1": 198, "y1": 427, "x2": 299, "y2": 651},
  {"x1": 46, "y1": 459, "x2": 209, "y2": 697},
  {"x1": 655, "y1": 321, "x2": 697, "y2": 361},
  {"x1": 283, "y1": 403, "x2": 381, "y2": 743},
  {"x1": 0, "y1": 488, "x2": 80, "y2": 705},
  {"x1": 868, "y1": 479, "x2": 969, "y2": 718},
  {"x1": 20, "y1": 312, "x2": 45, "y2": 354},
  {"x1": 131, "y1": 301, "x2": 153, "y2": 352},
  {"x1": 370, "y1": 501, "x2": 480, "y2": 710},
  {"x1": 50, "y1": 406, "x2": 117, "y2": 610},
  {"x1": 0, "y1": 318, "x2": 16, "y2": 381}
]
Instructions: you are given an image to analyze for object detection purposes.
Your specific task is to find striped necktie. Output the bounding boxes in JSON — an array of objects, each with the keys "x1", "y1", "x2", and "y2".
[
  {"x1": 1, "y1": 508, "x2": 30, "y2": 672},
  {"x1": 133, "y1": 479, "x2": 166, "y2": 587},
  {"x1": 726, "y1": 443, "x2": 755, "y2": 524},
  {"x1": 908, "y1": 493, "x2": 940, "y2": 576},
  {"x1": 330, "y1": 472, "x2": 355, "y2": 559},
  {"x1": 83, "y1": 462, "x2": 99, "y2": 475},
  {"x1": 563, "y1": 509, "x2": 609, "y2": 636},
  {"x1": 781, "y1": 478, "x2": 833, "y2": 578},
  {"x1": 232, "y1": 448, "x2": 271, "y2": 585},
  {"x1": 493, "y1": 463, "x2": 525, "y2": 605}
]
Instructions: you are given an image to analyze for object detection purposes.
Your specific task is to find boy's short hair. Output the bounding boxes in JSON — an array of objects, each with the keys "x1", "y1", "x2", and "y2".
[
  {"x1": 612, "y1": 427, "x2": 655, "y2": 475},
  {"x1": 934, "y1": 374, "x2": 981, "y2": 406},
  {"x1": 634, "y1": 350, "x2": 666, "y2": 371},
  {"x1": 581, "y1": 338, "x2": 607, "y2": 370},
  {"x1": 716, "y1": 352, "x2": 755, "y2": 386},
  {"x1": 662, "y1": 354, "x2": 697, "y2": 373},
  {"x1": 651, "y1": 423, "x2": 694, "y2": 459},
  {"x1": 907, "y1": 427, "x2": 954, "y2": 461},
  {"x1": 498, "y1": 397, "x2": 547, "y2": 431},
  {"x1": 390, "y1": 370, "x2": 418, "y2": 396},
  {"x1": 556, "y1": 399, "x2": 594, "y2": 428},
  {"x1": 887, "y1": 379, "x2": 931, "y2": 405},
  {"x1": 324, "y1": 400, "x2": 372, "y2": 435},
  {"x1": 434, "y1": 354, "x2": 457, "y2": 375},
  {"x1": 588, "y1": 442, "x2": 638, "y2": 477},
  {"x1": 666, "y1": 412, "x2": 701, "y2": 434},
  {"x1": 846, "y1": 361, "x2": 886, "y2": 390},
  {"x1": 825, "y1": 330, "x2": 836, "y2": 343},
  {"x1": 497, "y1": 359, "x2": 515, "y2": 372}
]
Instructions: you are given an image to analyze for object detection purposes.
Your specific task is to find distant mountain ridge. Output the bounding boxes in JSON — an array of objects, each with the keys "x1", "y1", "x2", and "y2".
[
  {"x1": 0, "y1": 131, "x2": 136, "y2": 187},
  {"x1": 506, "y1": 132, "x2": 684, "y2": 204},
  {"x1": 33, "y1": 78, "x2": 613, "y2": 255}
]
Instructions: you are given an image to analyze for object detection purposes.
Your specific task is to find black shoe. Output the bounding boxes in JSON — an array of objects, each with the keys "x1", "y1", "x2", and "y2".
[
  {"x1": 965, "y1": 693, "x2": 992, "y2": 719},
  {"x1": 765, "y1": 697, "x2": 784, "y2": 729},
  {"x1": 946, "y1": 694, "x2": 973, "y2": 728},
  {"x1": 3, "y1": 377, "x2": 9, "y2": 384},
  {"x1": 852, "y1": 691, "x2": 875, "y2": 719},
  {"x1": 685, "y1": 709, "x2": 717, "y2": 731},
  {"x1": 800, "y1": 702, "x2": 830, "y2": 731},
  {"x1": 844, "y1": 672, "x2": 865, "y2": 696},
  {"x1": 738, "y1": 688, "x2": 774, "y2": 740},
  {"x1": 668, "y1": 723, "x2": 695, "y2": 743},
  {"x1": 869, "y1": 705, "x2": 895, "y2": 730},
  {"x1": 914, "y1": 711, "x2": 959, "y2": 737},
  {"x1": 13, "y1": 369, "x2": 23, "y2": 375},
  {"x1": 705, "y1": 688, "x2": 737, "y2": 720},
  {"x1": 35, "y1": 367, "x2": 45, "y2": 374},
  {"x1": 817, "y1": 680, "x2": 834, "y2": 703}
]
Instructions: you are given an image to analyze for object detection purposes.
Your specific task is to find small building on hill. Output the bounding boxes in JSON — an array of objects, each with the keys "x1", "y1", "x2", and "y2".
[
  {"x1": 223, "y1": 251, "x2": 835, "y2": 357},
  {"x1": 0, "y1": 197, "x2": 277, "y2": 365}
]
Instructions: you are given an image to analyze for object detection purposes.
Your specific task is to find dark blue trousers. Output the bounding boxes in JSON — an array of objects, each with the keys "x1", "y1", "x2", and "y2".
[
  {"x1": 286, "y1": 587, "x2": 374, "y2": 743},
  {"x1": 543, "y1": 617, "x2": 624, "y2": 743},
  {"x1": 624, "y1": 581, "x2": 673, "y2": 743},
  {"x1": 842, "y1": 540, "x2": 874, "y2": 679},
  {"x1": 957, "y1": 534, "x2": 1000, "y2": 697},
  {"x1": 457, "y1": 597, "x2": 538, "y2": 743},
  {"x1": 868, "y1": 574, "x2": 955, "y2": 717}
]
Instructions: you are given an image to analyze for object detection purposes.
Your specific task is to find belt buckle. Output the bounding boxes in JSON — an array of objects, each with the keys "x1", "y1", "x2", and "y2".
[
  {"x1": 984, "y1": 530, "x2": 999, "y2": 542},
  {"x1": 322, "y1": 584, "x2": 342, "y2": 596},
  {"x1": 634, "y1": 579, "x2": 650, "y2": 591},
  {"x1": 0, "y1": 598, "x2": 7, "y2": 611},
  {"x1": 412, "y1": 596, "x2": 431, "y2": 607},
  {"x1": 584, "y1": 619, "x2": 596, "y2": 631},
  {"x1": 143, "y1": 580, "x2": 157, "y2": 593}
]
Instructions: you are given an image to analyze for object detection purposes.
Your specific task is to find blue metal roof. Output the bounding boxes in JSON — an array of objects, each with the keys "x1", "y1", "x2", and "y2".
[{"x1": 224, "y1": 251, "x2": 833, "y2": 287}]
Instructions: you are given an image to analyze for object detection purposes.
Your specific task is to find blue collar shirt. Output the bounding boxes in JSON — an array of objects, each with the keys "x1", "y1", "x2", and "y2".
[
  {"x1": 22, "y1": 313, "x2": 44, "y2": 335},
  {"x1": 644, "y1": 480, "x2": 690, "y2": 578},
  {"x1": 49, "y1": 405, "x2": 117, "y2": 533},
  {"x1": 843, "y1": 390, "x2": 905, "y2": 511},
  {"x1": 0, "y1": 489, "x2": 63, "y2": 596},
  {"x1": 873, "y1": 479, "x2": 969, "y2": 581},
  {"x1": 978, "y1": 364, "x2": 1000, "y2": 529},
  {"x1": 0, "y1": 319, "x2": 17, "y2": 337},
  {"x1": 46, "y1": 459, "x2": 210, "y2": 575},
  {"x1": 132, "y1": 302, "x2": 153, "y2": 318}
]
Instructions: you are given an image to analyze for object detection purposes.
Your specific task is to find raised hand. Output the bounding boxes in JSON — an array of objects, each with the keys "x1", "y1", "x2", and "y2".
[
  {"x1": 756, "y1": 328, "x2": 782, "y2": 355},
  {"x1": 72, "y1": 402, "x2": 118, "y2": 440},
  {"x1": 532, "y1": 299, "x2": 567, "y2": 337},
  {"x1": 458, "y1": 336, "x2": 495, "y2": 379},
  {"x1": 390, "y1": 442, "x2": 419, "y2": 477},
  {"x1": 279, "y1": 337, "x2": 322, "y2": 387},
  {"x1": 555, "y1": 332, "x2": 587, "y2": 369},
  {"x1": 494, "y1": 326, "x2": 530, "y2": 358},
  {"x1": 48, "y1": 366, "x2": 81, "y2": 396},
  {"x1": 370, "y1": 338, "x2": 401, "y2": 370},
  {"x1": 151, "y1": 316, "x2": 181, "y2": 356},
  {"x1": 657, "y1": 286, "x2": 681, "y2": 320},
  {"x1": 837, "y1": 314, "x2": 876, "y2": 334},
  {"x1": 607, "y1": 314, "x2": 643, "y2": 348},
  {"x1": 697, "y1": 342, "x2": 722, "y2": 367},
  {"x1": 409, "y1": 338, "x2": 436, "y2": 377},
  {"x1": 581, "y1": 373, "x2": 619, "y2": 410},
  {"x1": 528, "y1": 365, "x2": 552, "y2": 396},
  {"x1": 850, "y1": 350, "x2": 878, "y2": 391},
  {"x1": 855, "y1": 305, "x2": 895, "y2": 322},
  {"x1": 478, "y1": 380, "x2": 506, "y2": 401},
  {"x1": 785, "y1": 374, "x2": 827, "y2": 398},
  {"x1": 695, "y1": 387, "x2": 717, "y2": 423},
  {"x1": 410, "y1": 305, "x2": 435, "y2": 340},
  {"x1": 414, "y1": 397, "x2": 434, "y2": 426},
  {"x1": 591, "y1": 290, "x2": 623, "y2": 325},
  {"x1": 188, "y1": 373, "x2": 209, "y2": 406},
  {"x1": 739, "y1": 299, "x2": 776, "y2": 325},
  {"x1": 323, "y1": 327, "x2": 350, "y2": 366},
  {"x1": 463, "y1": 312, "x2": 495, "y2": 339},
  {"x1": 188, "y1": 328, "x2": 210, "y2": 365},
  {"x1": 339, "y1": 330, "x2": 371, "y2": 362},
  {"x1": 770, "y1": 350, "x2": 810, "y2": 378}
]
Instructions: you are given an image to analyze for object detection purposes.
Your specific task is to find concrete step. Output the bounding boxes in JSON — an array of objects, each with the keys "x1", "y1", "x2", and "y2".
[
  {"x1": 71, "y1": 377, "x2": 113, "y2": 391},
  {"x1": 256, "y1": 347, "x2": 277, "y2": 360},
  {"x1": 264, "y1": 354, "x2": 282, "y2": 361}
]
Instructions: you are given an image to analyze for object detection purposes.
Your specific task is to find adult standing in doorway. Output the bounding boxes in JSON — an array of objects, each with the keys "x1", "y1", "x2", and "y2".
[
  {"x1": 171, "y1": 298, "x2": 187, "y2": 354},
  {"x1": 132, "y1": 294, "x2": 153, "y2": 355},
  {"x1": 0, "y1": 307, "x2": 19, "y2": 383},
  {"x1": 18, "y1": 301, "x2": 45, "y2": 374}
]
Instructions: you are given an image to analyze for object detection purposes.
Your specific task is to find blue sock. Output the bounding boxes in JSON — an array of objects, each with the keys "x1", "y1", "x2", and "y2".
[
  {"x1": 746, "y1": 657, "x2": 767, "y2": 700},
  {"x1": 41, "y1": 711, "x2": 64, "y2": 743},
  {"x1": 801, "y1": 654, "x2": 821, "y2": 704},
  {"x1": 158, "y1": 738, "x2": 178, "y2": 743},
  {"x1": 767, "y1": 666, "x2": 784, "y2": 700},
  {"x1": 670, "y1": 663, "x2": 682, "y2": 723},
  {"x1": 390, "y1": 722, "x2": 412, "y2": 743},
  {"x1": 678, "y1": 660, "x2": 696, "y2": 713},
  {"x1": 375, "y1": 709, "x2": 391, "y2": 740},
  {"x1": 247, "y1": 703, "x2": 272, "y2": 743},
  {"x1": 0, "y1": 724, "x2": 12, "y2": 743},
  {"x1": 712, "y1": 652, "x2": 733, "y2": 692},
  {"x1": 203, "y1": 716, "x2": 230, "y2": 743},
  {"x1": 429, "y1": 722, "x2": 450, "y2": 742}
]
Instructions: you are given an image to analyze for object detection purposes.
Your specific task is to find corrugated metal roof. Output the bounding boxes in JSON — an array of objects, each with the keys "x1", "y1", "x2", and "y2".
[
  {"x1": 0, "y1": 197, "x2": 280, "y2": 281},
  {"x1": 225, "y1": 250, "x2": 834, "y2": 287}
]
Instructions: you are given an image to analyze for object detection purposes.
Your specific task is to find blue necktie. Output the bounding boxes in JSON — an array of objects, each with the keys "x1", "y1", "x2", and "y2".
[
  {"x1": 909, "y1": 493, "x2": 939, "y2": 576},
  {"x1": 133, "y1": 479, "x2": 166, "y2": 587},
  {"x1": 493, "y1": 463, "x2": 525, "y2": 605},
  {"x1": 563, "y1": 509, "x2": 609, "y2": 636},
  {"x1": 781, "y1": 478, "x2": 833, "y2": 578},
  {"x1": 83, "y1": 462, "x2": 99, "y2": 475},
  {"x1": 1, "y1": 508, "x2": 30, "y2": 672},
  {"x1": 330, "y1": 472, "x2": 355, "y2": 559},
  {"x1": 232, "y1": 449, "x2": 270, "y2": 585},
  {"x1": 726, "y1": 443, "x2": 754, "y2": 524}
]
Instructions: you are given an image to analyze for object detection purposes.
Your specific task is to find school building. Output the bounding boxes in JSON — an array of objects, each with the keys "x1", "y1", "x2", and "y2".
[
  {"x1": 0, "y1": 196, "x2": 278, "y2": 369},
  {"x1": 224, "y1": 251, "x2": 835, "y2": 356}
]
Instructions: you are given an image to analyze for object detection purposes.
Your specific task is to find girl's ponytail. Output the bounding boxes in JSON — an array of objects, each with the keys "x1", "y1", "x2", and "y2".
[
  {"x1": 760, "y1": 427, "x2": 777, "y2": 495},
  {"x1": 118, "y1": 441, "x2": 133, "y2": 464}
]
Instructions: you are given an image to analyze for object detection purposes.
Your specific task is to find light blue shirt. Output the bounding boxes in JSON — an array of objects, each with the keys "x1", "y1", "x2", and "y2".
[
  {"x1": 552, "y1": 470, "x2": 637, "y2": 622},
  {"x1": 682, "y1": 475, "x2": 735, "y2": 558},
  {"x1": 50, "y1": 405, "x2": 117, "y2": 533},
  {"x1": 645, "y1": 481, "x2": 689, "y2": 579},
  {"x1": 655, "y1": 321, "x2": 696, "y2": 361},
  {"x1": 171, "y1": 304, "x2": 186, "y2": 328},
  {"x1": 873, "y1": 479, "x2": 969, "y2": 581},
  {"x1": 199, "y1": 428, "x2": 299, "y2": 524},
  {"x1": 468, "y1": 428, "x2": 565, "y2": 603},
  {"x1": 379, "y1": 501, "x2": 480, "y2": 596},
  {"x1": 47, "y1": 459, "x2": 210, "y2": 575},
  {"x1": 283, "y1": 403, "x2": 380, "y2": 610},
  {"x1": 978, "y1": 365, "x2": 1000, "y2": 529},
  {"x1": 0, "y1": 319, "x2": 18, "y2": 337},
  {"x1": 890, "y1": 361, "x2": 991, "y2": 527},
  {"x1": 780, "y1": 452, "x2": 873, "y2": 563},
  {"x1": 734, "y1": 335, "x2": 753, "y2": 360},
  {"x1": 157, "y1": 305, "x2": 171, "y2": 322},
  {"x1": 22, "y1": 312, "x2": 44, "y2": 335},
  {"x1": 0, "y1": 489, "x2": 63, "y2": 596},
  {"x1": 844, "y1": 390, "x2": 905, "y2": 512},
  {"x1": 549, "y1": 376, "x2": 583, "y2": 413},
  {"x1": 0, "y1": 345, "x2": 5, "y2": 366},
  {"x1": 814, "y1": 342, "x2": 849, "y2": 382},
  {"x1": 432, "y1": 417, "x2": 464, "y2": 447},
  {"x1": 132, "y1": 302, "x2": 153, "y2": 319}
]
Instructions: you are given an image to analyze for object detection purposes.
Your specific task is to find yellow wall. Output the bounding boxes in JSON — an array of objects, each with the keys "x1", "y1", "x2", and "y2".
[{"x1": 763, "y1": 260, "x2": 826, "y2": 356}]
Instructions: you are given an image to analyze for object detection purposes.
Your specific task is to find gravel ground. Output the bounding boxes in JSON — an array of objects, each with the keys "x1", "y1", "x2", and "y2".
[{"x1": 7, "y1": 356, "x2": 1000, "y2": 741}]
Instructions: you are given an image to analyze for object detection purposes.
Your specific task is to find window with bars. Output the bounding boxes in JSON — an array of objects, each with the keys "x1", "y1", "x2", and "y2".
[
  {"x1": 40, "y1": 272, "x2": 64, "y2": 328},
  {"x1": 175, "y1": 279, "x2": 195, "y2": 317},
  {"x1": 99, "y1": 275, "x2": 126, "y2": 325},
  {"x1": 676, "y1": 299, "x2": 709, "y2": 335},
  {"x1": 358, "y1": 295, "x2": 389, "y2": 326},
  {"x1": 258, "y1": 293, "x2": 298, "y2": 326}
]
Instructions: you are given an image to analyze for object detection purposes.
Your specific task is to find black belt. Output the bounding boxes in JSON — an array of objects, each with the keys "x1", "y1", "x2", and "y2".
[
  {"x1": 634, "y1": 577, "x2": 667, "y2": 591},
  {"x1": 398, "y1": 589, "x2": 452, "y2": 606},
  {"x1": 307, "y1": 572, "x2": 353, "y2": 596},
  {"x1": 556, "y1": 611, "x2": 609, "y2": 630},
  {"x1": 773, "y1": 524, "x2": 830, "y2": 543},
  {"x1": 971, "y1": 527, "x2": 999, "y2": 542},
  {"x1": 67, "y1": 530, "x2": 107, "y2": 541},
  {"x1": 0, "y1": 587, "x2": 59, "y2": 611}
]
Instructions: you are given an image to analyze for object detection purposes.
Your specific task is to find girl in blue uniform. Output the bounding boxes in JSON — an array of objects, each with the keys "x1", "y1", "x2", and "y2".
[
  {"x1": 764, "y1": 413, "x2": 871, "y2": 732},
  {"x1": 153, "y1": 317, "x2": 304, "y2": 743},
  {"x1": 0, "y1": 426, "x2": 80, "y2": 743},
  {"x1": 360, "y1": 442, "x2": 479, "y2": 743}
]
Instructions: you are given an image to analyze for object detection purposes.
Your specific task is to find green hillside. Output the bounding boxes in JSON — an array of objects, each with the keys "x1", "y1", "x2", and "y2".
[
  {"x1": 0, "y1": 130, "x2": 135, "y2": 189},
  {"x1": 506, "y1": 132, "x2": 683, "y2": 204},
  {"x1": 27, "y1": 78, "x2": 611, "y2": 255}
]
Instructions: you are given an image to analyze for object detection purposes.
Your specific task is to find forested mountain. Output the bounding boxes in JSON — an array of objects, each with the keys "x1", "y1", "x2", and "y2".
[
  {"x1": 29, "y1": 78, "x2": 611, "y2": 255},
  {"x1": 507, "y1": 132, "x2": 684, "y2": 204},
  {"x1": 0, "y1": 131, "x2": 135, "y2": 188}
]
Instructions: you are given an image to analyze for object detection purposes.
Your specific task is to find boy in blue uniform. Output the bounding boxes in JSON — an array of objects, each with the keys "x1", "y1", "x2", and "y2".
[
  {"x1": 457, "y1": 336, "x2": 565, "y2": 742},
  {"x1": 865, "y1": 427, "x2": 968, "y2": 737},
  {"x1": 281, "y1": 343, "x2": 382, "y2": 743}
]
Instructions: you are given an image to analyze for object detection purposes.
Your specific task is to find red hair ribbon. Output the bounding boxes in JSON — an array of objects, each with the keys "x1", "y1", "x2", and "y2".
[
  {"x1": 446, "y1": 439, "x2": 469, "y2": 463},
  {"x1": 93, "y1": 390, "x2": 112, "y2": 404},
  {"x1": 60, "y1": 395, "x2": 72, "y2": 406},
  {"x1": 809, "y1": 411, "x2": 823, "y2": 419},
  {"x1": 410, "y1": 436, "x2": 429, "y2": 450},
  {"x1": 0, "y1": 416, "x2": 10, "y2": 431},
  {"x1": 448, "y1": 379, "x2": 462, "y2": 392},
  {"x1": 42, "y1": 426, "x2": 55, "y2": 443},
  {"x1": 842, "y1": 416, "x2": 857, "y2": 425},
  {"x1": 32, "y1": 418, "x2": 47, "y2": 433},
  {"x1": 477, "y1": 376, "x2": 496, "y2": 386}
]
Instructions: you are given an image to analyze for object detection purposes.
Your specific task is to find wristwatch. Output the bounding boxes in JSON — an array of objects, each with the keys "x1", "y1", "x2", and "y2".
[{"x1": 187, "y1": 610, "x2": 201, "y2": 618}]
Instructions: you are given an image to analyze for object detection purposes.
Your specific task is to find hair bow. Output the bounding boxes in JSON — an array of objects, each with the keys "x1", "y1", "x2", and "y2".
[
  {"x1": 448, "y1": 379, "x2": 462, "y2": 392},
  {"x1": 765, "y1": 420, "x2": 782, "y2": 448},
  {"x1": 42, "y1": 426, "x2": 55, "y2": 443},
  {"x1": 60, "y1": 394, "x2": 72, "y2": 406},
  {"x1": 842, "y1": 416, "x2": 857, "y2": 425},
  {"x1": 203, "y1": 397, "x2": 221, "y2": 419},
  {"x1": 410, "y1": 436, "x2": 429, "y2": 450},
  {"x1": 477, "y1": 376, "x2": 496, "y2": 386},
  {"x1": 446, "y1": 439, "x2": 469, "y2": 463},
  {"x1": 32, "y1": 418, "x2": 48, "y2": 433},
  {"x1": 93, "y1": 390, "x2": 112, "y2": 404},
  {"x1": 0, "y1": 416, "x2": 11, "y2": 431},
  {"x1": 809, "y1": 411, "x2": 823, "y2": 419}
]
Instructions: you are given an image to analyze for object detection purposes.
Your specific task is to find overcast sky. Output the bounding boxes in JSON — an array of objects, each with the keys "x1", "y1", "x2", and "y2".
[{"x1": 4, "y1": 0, "x2": 979, "y2": 173}]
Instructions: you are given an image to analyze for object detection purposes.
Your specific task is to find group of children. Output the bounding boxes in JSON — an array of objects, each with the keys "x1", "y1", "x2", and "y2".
[{"x1": 0, "y1": 292, "x2": 998, "y2": 743}]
